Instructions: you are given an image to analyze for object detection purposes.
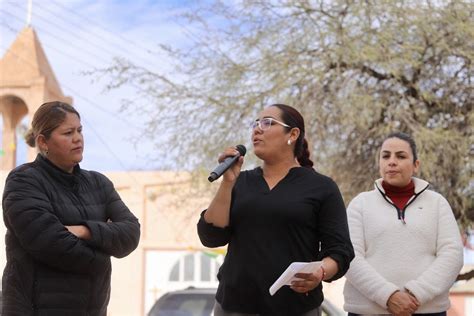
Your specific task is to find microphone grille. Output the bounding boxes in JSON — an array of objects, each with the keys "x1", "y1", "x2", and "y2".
[{"x1": 236, "y1": 144, "x2": 247, "y2": 156}]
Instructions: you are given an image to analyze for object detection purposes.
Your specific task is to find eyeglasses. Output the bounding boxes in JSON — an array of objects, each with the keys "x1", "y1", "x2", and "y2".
[{"x1": 251, "y1": 117, "x2": 291, "y2": 131}]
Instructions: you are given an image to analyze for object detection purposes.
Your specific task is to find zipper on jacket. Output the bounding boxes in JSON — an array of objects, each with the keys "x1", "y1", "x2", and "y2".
[
  {"x1": 376, "y1": 184, "x2": 429, "y2": 224},
  {"x1": 72, "y1": 191, "x2": 90, "y2": 221},
  {"x1": 397, "y1": 207, "x2": 406, "y2": 224}
]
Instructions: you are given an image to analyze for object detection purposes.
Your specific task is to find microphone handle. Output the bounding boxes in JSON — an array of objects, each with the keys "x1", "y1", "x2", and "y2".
[{"x1": 208, "y1": 155, "x2": 241, "y2": 182}]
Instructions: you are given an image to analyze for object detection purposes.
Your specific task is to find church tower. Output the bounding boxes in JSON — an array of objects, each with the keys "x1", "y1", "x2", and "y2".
[{"x1": 0, "y1": 26, "x2": 72, "y2": 170}]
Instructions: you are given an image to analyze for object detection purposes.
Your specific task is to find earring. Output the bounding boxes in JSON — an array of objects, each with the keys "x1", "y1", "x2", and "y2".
[{"x1": 287, "y1": 139, "x2": 291, "y2": 145}]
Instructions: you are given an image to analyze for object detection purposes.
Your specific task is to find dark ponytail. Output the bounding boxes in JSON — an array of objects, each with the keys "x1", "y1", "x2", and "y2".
[
  {"x1": 270, "y1": 104, "x2": 314, "y2": 168},
  {"x1": 298, "y1": 138, "x2": 314, "y2": 168}
]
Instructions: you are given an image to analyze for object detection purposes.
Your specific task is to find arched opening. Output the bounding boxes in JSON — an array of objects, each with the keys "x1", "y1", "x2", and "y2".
[
  {"x1": 16, "y1": 116, "x2": 29, "y2": 166},
  {"x1": 0, "y1": 95, "x2": 29, "y2": 170}
]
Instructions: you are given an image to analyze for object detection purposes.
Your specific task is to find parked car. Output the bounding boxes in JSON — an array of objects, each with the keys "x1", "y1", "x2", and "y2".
[{"x1": 148, "y1": 287, "x2": 344, "y2": 316}]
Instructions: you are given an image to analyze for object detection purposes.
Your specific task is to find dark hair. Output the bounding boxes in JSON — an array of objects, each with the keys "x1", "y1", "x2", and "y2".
[
  {"x1": 270, "y1": 104, "x2": 314, "y2": 168},
  {"x1": 383, "y1": 132, "x2": 418, "y2": 162},
  {"x1": 25, "y1": 101, "x2": 80, "y2": 147}
]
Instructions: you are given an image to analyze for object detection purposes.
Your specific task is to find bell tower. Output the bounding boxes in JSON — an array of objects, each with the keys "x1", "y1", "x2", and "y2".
[{"x1": 0, "y1": 26, "x2": 73, "y2": 170}]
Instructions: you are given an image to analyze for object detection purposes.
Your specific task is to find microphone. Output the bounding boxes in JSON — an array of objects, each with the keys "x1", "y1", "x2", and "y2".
[{"x1": 208, "y1": 145, "x2": 247, "y2": 182}]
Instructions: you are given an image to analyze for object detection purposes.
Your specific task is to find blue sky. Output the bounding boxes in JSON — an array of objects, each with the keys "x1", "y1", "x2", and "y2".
[{"x1": 0, "y1": 0, "x2": 198, "y2": 171}]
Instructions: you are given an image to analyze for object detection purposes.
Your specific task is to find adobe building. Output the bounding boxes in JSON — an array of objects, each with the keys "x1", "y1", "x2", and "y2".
[{"x1": 1, "y1": 26, "x2": 472, "y2": 316}]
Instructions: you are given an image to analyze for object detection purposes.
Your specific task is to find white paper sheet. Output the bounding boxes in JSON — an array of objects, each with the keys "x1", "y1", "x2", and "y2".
[{"x1": 269, "y1": 261, "x2": 322, "y2": 296}]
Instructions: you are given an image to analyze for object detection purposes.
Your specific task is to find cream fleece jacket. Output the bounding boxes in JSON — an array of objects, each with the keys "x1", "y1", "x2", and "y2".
[{"x1": 343, "y1": 177, "x2": 463, "y2": 314}]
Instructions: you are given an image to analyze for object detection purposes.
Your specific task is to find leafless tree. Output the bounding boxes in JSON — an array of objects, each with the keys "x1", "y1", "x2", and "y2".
[{"x1": 95, "y1": 0, "x2": 473, "y2": 226}]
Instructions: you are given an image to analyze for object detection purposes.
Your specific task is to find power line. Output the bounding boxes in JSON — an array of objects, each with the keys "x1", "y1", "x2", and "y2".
[
  {"x1": 0, "y1": 3, "x2": 172, "y2": 174},
  {"x1": 48, "y1": 0, "x2": 158, "y2": 55},
  {"x1": 1, "y1": 5, "x2": 162, "y2": 111},
  {"x1": 0, "y1": 24, "x2": 141, "y2": 128},
  {"x1": 1, "y1": 1, "x2": 170, "y2": 124},
  {"x1": 1, "y1": 6, "x2": 113, "y2": 66},
  {"x1": 31, "y1": 1, "x2": 159, "y2": 69},
  {"x1": 0, "y1": 29, "x2": 145, "y2": 179},
  {"x1": 47, "y1": 0, "x2": 163, "y2": 69},
  {"x1": 33, "y1": 3, "x2": 125, "y2": 57},
  {"x1": 0, "y1": 12, "x2": 99, "y2": 69},
  {"x1": 80, "y1": 115, "x2": 143, "y2": 187},
  {"x1": 0, "y1": 21, "x2": 146, "y2": 130},
  {"x1": 3, "y1": 0, "x2": 166, "y2": 76},
  {"x1": 0, "y1": 46, "x2": 147, "y2": 184}
]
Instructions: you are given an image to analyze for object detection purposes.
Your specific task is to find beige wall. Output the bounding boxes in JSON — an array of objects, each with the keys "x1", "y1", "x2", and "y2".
[{"x1": 103, "y1": 171, "x2": 215, "y2": 316}]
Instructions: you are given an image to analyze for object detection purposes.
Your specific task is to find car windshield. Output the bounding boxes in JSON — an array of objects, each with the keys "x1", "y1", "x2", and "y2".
[
  {"x1": 148, "y1": 288, "x2": 345, "y2": 316},
  {"x1": 149, "y1": 293, "x2": 214, "y2": 316}
]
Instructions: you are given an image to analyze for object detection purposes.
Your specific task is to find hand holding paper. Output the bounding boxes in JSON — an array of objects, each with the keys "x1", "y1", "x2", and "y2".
[{"x1": 269, "y1": 261, "x2": 322, "y2": 296}]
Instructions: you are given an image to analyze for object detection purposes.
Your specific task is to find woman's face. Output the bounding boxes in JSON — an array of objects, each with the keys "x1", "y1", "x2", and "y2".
[
  {"x1": 41, "y1": 112, "x2": 84, "y2": 173},
  {"x1": 251, "y1": 106, "x2": 295, "y2": 161},
  {"x1": 379, "y1": 137, "x2": 419, "y2": 187}
]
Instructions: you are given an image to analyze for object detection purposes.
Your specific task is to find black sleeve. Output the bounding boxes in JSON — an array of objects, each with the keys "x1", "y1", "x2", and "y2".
[
  {"x1": 197, "y1": 210, "x2": 232, "y2": 247},
  {"x1": 316, "y1": 179, "x2": 355, "y2": 281},
  {"x1": 83, "y1": 174, "x2": 141, "y2": 258},
  {"x1": 2, "y1": 171, "x2": 109, "y2": 274}
]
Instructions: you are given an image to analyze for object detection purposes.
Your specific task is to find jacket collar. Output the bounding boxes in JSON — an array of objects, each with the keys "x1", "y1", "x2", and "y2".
[
  {"x1": 375, "y1": 177, "x2": 429, "y2": 194},
  {"x1": 35, "y1": 154, "x2": 81, "y2": 190}
]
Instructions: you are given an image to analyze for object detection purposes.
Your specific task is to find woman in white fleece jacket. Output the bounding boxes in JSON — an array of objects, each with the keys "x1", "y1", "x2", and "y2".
[{"x1": 343, "y1": 132, "x2": 463, "y2": 316}]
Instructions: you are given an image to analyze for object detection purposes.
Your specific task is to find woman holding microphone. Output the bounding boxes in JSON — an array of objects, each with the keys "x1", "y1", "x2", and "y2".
[{"x1": 198, "y1": 104, "x2": 354, "y2": 316}]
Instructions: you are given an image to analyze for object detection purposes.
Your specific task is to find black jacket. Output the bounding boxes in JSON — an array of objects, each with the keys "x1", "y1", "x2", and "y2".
[{"x1": 2, "y1": 155, "x2": 140, "y2": 316}]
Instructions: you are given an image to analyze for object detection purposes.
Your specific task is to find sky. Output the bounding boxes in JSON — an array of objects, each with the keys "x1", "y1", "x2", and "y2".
[{"x1": 0, "y1": 0, "x2": 197, "y2": 171}]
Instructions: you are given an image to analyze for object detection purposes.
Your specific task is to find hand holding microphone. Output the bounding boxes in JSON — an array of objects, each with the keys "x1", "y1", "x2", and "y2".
[{"x1": 208, "y1": 145, "x2": 246, "y2": 182}]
